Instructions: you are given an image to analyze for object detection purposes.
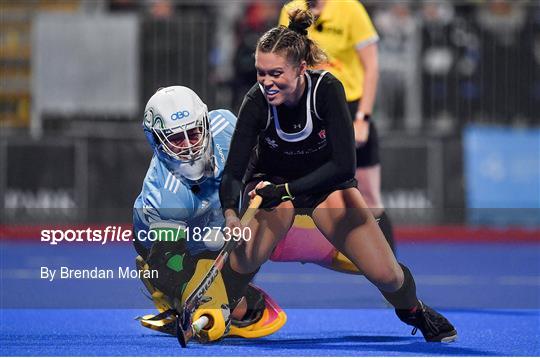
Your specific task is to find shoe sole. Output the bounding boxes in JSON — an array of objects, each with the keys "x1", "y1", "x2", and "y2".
[{"x1": 429, "y1": 330, "x2": 457, "y2": 343}]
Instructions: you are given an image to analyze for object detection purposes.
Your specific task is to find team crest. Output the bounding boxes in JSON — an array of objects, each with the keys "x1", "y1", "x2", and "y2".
[
  {"x1": 265, "y1": 137, "x2": 278, "y2": 149},
  {"x1": 318, "y1": 129, "x2": 326, "y2": 139}
]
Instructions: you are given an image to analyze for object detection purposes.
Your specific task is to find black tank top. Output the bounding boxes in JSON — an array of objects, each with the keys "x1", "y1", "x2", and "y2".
[
  {"x1": 220, "y1": 69, "x2": 356, "y2": 211},
  {"x1": 254, "y1": 70, "x2": 331, "y2": 180}
]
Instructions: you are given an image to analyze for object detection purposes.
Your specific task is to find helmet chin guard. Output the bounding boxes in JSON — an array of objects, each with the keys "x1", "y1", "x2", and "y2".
[
  {"x1": 161, "y1": 142, "x2": 216, "y2": 186},
  {"x1": 143, "y1": 86, "x2": 214, "y2": 184}
]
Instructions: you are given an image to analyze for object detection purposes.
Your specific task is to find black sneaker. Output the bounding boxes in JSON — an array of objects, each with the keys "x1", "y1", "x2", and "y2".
[{"x1": 396, "y1": 301, "x2": 457, "y2": 342}]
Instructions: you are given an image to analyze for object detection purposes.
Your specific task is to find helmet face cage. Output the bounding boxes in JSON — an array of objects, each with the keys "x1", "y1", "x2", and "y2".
[
  {"x1": 153, "y1": 113, "x2": 210, "y2": 163},
  {"x1": 143, "y1": 86, "x2": 213, "y2": 183}
]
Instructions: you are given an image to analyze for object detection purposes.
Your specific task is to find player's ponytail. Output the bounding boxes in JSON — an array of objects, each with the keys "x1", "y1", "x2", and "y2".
[
  {"x1": 287, "y1": 8, "x2": 311, "y2": 36},
  {"x1": 256, "y1": 8, "x2": 327, "y2": 67}
]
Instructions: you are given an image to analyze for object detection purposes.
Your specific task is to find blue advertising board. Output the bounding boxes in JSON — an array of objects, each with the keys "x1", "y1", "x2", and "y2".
[{"x1": 464, "y1": 125, "x2": 540, "y2": 226}]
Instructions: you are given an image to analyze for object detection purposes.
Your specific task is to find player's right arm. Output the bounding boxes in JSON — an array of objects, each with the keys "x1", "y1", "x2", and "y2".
[
  {"x1": 133, "y1": 156, "x2": 193, "y2": 248},
  {"x1": 219, "y1": 87, "x2": 265, "y2": 227}
]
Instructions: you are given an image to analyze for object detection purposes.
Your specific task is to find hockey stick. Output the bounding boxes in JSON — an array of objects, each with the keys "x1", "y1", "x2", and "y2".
[{"x1": 176, "y1": 195, "x2": 262, "y2": 347}]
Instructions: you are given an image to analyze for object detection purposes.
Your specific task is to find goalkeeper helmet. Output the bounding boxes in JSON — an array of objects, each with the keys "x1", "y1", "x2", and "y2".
[{"x1": 143, "y1": 86, "x2": 214, "y2": 184}]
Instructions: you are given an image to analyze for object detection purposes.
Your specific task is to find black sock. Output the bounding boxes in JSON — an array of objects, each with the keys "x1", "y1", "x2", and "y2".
[
  {"x1": 221, "y1": 260, "x2": 259, "y2": 310},
  {"x1": 381, "y1": 263, "x2": 420, "y2": 310},
  {"x1": 377, "y1": 211, "x2": 396, "y2": 254}
]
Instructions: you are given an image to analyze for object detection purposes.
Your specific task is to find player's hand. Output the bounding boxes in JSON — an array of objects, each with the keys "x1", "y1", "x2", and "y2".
[
  {"x1": 251, "y1": 181, "x2": 292, "y2": 209},
  {"x1": 354, "y1": 115, "x2": 370, "y2": 147},
  {"x1": 248, "y1": 181, "x2": 271, "y2": 199},
  {"x1": 224, "y1": 209, "x2": 242, "y2": 233}
]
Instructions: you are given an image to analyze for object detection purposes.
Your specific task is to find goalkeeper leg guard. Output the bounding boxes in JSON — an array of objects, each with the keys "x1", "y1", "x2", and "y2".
[
  {"x1": 181, "y1": 259, "x2": 231, "y2": 342},
  {"x1": 271, "y1": 215, "x2": 361, "y2": 274},
  {"x1": 138, "y1": 258, "x2": 231, "y2": 342},
  {"x1": 135, "y1": 255, "x2": 174, "y2": 312},
  {"x1": 271, "y1": 214, "x2": 394, "y2": 274},
  {"x1": 135, "y1": 255, "x2": 177, "y2": 335}
]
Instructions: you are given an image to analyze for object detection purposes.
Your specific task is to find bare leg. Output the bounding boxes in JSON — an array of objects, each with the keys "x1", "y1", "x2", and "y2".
[
  {"x1": 312, "y1": 188, "x2": 402, "y2": 292},
  {"x1": 230, "y1": 201, "x2": 295, "y2": 274},
  {"x1": 355, "y1": 165, "x2": 383, "y2": 216},
  {"x1": 356, "y1": 165, "x2": 396, "y2": 253}
]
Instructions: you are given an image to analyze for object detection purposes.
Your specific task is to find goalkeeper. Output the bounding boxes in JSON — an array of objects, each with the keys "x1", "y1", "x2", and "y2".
[{"x1": 132, "y1": 86, "x2": 286, "y2": 342}]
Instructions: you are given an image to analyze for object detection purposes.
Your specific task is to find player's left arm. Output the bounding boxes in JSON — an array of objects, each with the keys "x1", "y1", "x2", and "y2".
[
  {"x1": 356, "y1": 43, "x2": 379, "y2": 123},
  {"x1": 351, "y1": 2, "x2": 380, "y2": 144}
]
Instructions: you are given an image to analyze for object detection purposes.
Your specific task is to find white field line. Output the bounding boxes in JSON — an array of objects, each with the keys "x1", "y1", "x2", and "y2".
[{"x1": 2, "y1": 269, "x2": 539, "y2": 287}]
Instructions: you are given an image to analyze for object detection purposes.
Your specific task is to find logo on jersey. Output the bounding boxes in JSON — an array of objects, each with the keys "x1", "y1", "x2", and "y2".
[
  {"x1": 164, "y1": 172, "x2": 181, "y2": 193},
  {"x1": 215, "y1": 143, "x2": 226, "y2": 165},
  {"x1": 318, "y1": 129, "x2": 326, "y2": 139},
  {"x1": 314, "y1": 20, "x2": 343, "y2": 35},
  {"x1": 293, "y1": 123, "x2": 302, "y2": 130},
  {"x1": 194, "y1": 199, "x2": 212, "y2": 217},
  {"x1": 171, "y1": 110, "x2": 190, "y2": 121},
  {"x1": 265, "y1": 137, "x2": 278, "y2": 149}
]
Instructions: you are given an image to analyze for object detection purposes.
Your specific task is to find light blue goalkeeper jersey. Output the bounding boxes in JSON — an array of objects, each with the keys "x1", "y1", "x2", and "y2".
[{"x1": 133, "y1": 109, "x2": 236, "y2": 254}]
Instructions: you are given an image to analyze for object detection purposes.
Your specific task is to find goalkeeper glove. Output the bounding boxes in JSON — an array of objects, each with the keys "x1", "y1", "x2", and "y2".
[{"x1": 255, "y1": 183, "x2": 294, "y2": 209}]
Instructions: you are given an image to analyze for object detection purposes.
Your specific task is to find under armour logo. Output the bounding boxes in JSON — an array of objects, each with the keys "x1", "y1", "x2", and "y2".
[{"x1": 293, "y1": 124, "x2": 302, "y2": 129}]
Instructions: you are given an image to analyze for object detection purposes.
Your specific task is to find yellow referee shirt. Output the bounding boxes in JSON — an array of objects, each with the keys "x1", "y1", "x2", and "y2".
[{"x1": 279, "y1": 0, "x2": 378, "y2": 102}]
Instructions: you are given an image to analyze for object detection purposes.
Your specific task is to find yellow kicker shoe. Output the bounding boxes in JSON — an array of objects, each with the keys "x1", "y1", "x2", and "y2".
[
  {"x1": 227, "y1": 284, "x2": 287, "y2": 339},
  {"x1": 138, "y1": 313, "x2": 176, "y2": 336},
  {"x1": 138, "y1": 284, "x2": 287, "y2": 340}
]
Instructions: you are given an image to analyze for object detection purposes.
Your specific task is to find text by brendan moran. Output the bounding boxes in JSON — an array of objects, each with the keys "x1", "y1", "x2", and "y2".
[{"x1": 40, "y1": 266, "x2": 158, "y2": 282}]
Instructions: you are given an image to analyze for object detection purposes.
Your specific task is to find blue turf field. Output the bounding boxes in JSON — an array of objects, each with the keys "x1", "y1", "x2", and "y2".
[{"x1": 1, "y1": 241, "x2": 539, "y2": 356}]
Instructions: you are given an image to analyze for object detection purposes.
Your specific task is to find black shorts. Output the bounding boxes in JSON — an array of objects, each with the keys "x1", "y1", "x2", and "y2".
[
  {"x1": 243, "y1": 175, "x2": 357, "y2": 216},
  {"x1": 347, "y1": 100, "x2": 380, "y2": 168}
]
